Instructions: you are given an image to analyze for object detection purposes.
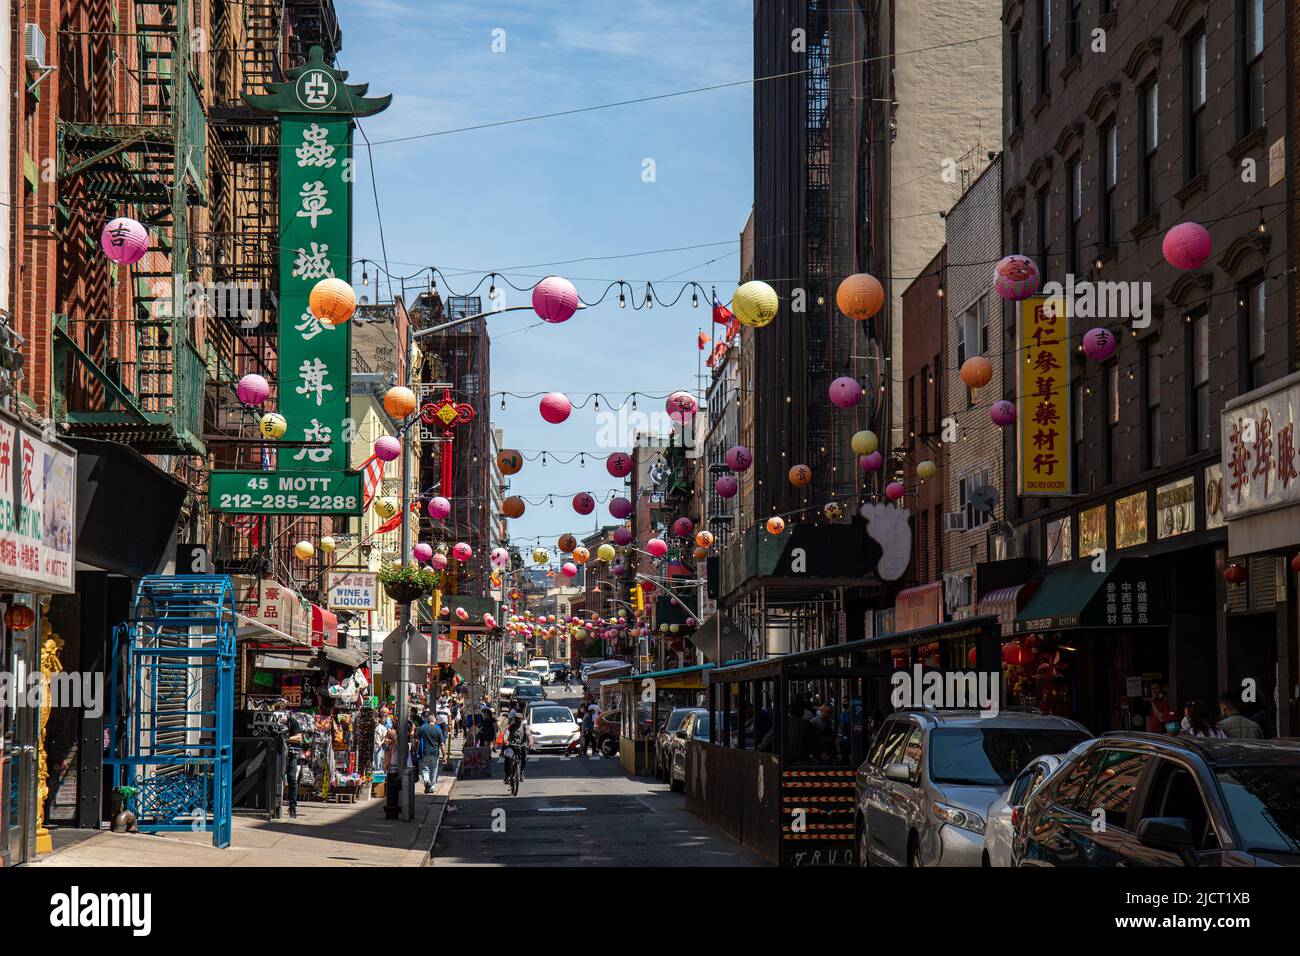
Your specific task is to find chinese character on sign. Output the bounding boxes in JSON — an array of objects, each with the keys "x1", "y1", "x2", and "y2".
[
  {"x1": 297, "y1": 181, "x2": 333, "y2": 228},
  {"x1": 20, "y1": 438, "x2": 34, "y2": 504},
  {"x1": 293, "y1": 419, "x2": 334, "y2": 463},
  {"x1": 1251, "y1": 406, "x2": 1274, "y2": 498},
  {"x1": 296, "y1": 123, "x2": 337, "y2": 168},
  {"x1": 292, "y1": 242, "x2": 335, "y2": 280},
  {"x1": 301, "y1": 72, "x2": 332, "y2": 107},
  {"x1": 0, "y1": 430, "x2": 9, "y2": 490},
  {"x1": 295, "y1": 308, "x2": 335, "y2": 342},
  {"x1": 1228, "y1": 417, "x2": 1254, "y2": 505},
  {"x1": 1277, "y1": 422, "x2": 1298, "y2": 490},
  {"x1": 295, "y1": 358, "x2": 334, "y2": 407}
]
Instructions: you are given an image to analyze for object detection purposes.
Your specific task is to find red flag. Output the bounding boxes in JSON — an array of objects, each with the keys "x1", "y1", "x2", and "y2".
[
  {"x1": 725, "y1": 316, "x2": 740, "y2": 341},
  {"x1": 712, "y1": 290, "x2": 734, "y2": 326},
  {"x1": 375, "y1": 511, "x2": 403, "y2": 535},
  {"x1": 697, "y1": 331, "x2": 709, "y2": 350}
]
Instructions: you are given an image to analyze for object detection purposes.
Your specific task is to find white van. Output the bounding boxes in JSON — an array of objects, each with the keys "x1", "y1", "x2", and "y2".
[{"x1": 527, "y1": 658, "x2": 553, "y2": 684}]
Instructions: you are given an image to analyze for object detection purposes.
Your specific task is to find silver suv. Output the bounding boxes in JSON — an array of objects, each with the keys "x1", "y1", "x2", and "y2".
[{"x1": 854, "y1": 709, "x2": 1090, "y2": 867}]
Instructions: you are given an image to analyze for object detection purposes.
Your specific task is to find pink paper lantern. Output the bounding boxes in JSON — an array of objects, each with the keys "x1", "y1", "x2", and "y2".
[
  {"x1": 455, "y1": 607, "x2": 469, "y2": 622},
  {"x1": 561, "y1": 562, "x2": 579, "y2": 578},
  {"x1": 715, "y1": 475, "x2": 739, "y2": 498},
  {"x1": 647, "y1": 538, "x2": 668, "y2": 558},
  {"x1": 452, "y1": 542, "x2": 472, "y2": 562},
  {"x1": 990, "y1": 400, "x2": 1017, "y2": 427},
  {"x1": 432, "y1": 553, "x2": 449, "y2": 570},
  {"x1": 427, "y1": 496, "x2": 451, "y2": 520},
  {"x1": 491, "y1": 547, "x2": 510, "y2": 567},
  {"x1": 413, "y1": 542, "x2": 434, "y2": 563},
  {"x1": 610, "y1": 563, "x2": 626, "y2": 577},
  {"x1": 665, "y1": 391, "x2": 699, "y2": 423},
  {"x1": 609, "y1": 496, "x2": 633, "y2": 519},
  {"x1": 101, "y1": 217, "x2": 149, "y2": 265},
  {"x1": 993, "y1": 254, "x2": 1041, "y2": 301},
  {"x1": 673, "y1": 516, "x2": 695, "y2": 537},
  {"x1": 885, "y1": 482, "x2": 905, "y2": 501},
  {"x1": 1163, "y1": 222, "x2": 1212, "y2": 271},
  {"x1": 1082, "y1": 327, "x2": 1118, "y2": 362},
  {"x1": 532, "y1": 275, "x2": 579, "y2": 324},
  {"x1": 374, "y1": 435, "x2": 401, "y2": 462},
  {"x1": 860, "y1": 451, "x2": 884, "y2": 473},
  {"x1": 539, "y1": 392, "x2": 572, "y2": 424},
  {"x1": 613, "y1": 527, "x2": 632, "y2": 546},
  {"x1": 725, "y1": 445, "x2": 753, "y2": 472},
  {"x1": 572, "y1": 492, "x2": 595, "y2": 515},
  {"x1": 236, "y1": 373, "x2": 270, "y2": 406},
  {"x1": 606, "y1": 452, "x2": 633, "y2": 478},
  {"x1": 828, "y1": 376, "x2": 863, "y2": 409}
]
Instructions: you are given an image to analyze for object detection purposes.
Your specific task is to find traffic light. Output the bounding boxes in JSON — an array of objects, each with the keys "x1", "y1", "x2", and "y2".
[{"x1": 630, "y1": 583, "x2": 643, "y2": 612}]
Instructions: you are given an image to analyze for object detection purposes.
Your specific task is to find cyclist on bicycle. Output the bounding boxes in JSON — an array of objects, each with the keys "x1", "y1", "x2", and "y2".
[{"x1": 500, "y1": 711, "x2": 528, "y2": 788}]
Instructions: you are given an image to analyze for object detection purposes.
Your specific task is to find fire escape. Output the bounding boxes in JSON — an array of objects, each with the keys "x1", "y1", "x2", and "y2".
[{"x1": 53, "y1": 0, "x2": 208, "y2": 454}]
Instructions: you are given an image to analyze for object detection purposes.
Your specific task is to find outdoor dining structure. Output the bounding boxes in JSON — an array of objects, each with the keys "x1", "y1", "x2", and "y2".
[{"x1": 686, "y1": 617, "x2": 1001, "y2": 866}]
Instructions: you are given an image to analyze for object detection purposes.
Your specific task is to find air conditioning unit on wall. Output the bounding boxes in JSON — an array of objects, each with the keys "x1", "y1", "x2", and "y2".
[
  {"x1": 943, "y1": 511, "x2": 967, "y2": 532},
  {"x1": 24, "y1": 24, "x2": 55, "y2": 93}
]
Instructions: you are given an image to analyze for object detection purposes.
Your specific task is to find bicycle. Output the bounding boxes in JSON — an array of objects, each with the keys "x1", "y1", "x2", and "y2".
[{"x1": 503, "y1": 743, "x2": 524, "y2": 796}]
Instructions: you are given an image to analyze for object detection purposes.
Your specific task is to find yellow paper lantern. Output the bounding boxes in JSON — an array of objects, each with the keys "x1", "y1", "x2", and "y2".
[
  {"x1": 766, "y1": 516, "x2": 786, "y2": 535},
  {"x1": 732, "y1": 280, "x2": 779, "y2": 328},
  {"x1": 851, "y1": 430, "x2": 878, "y2": 456},
  {"x1": 309, "y1": 277, "x2": 357, "y2": 326},
  {"x1": 294, "y1": 540, "x2": 315, "y2": 560},
  {"x1": 373, "y1": 496, "x2": 398, "y2": 520},
  {"x1": 258, "y1": 412, "x2": 287, "y2": 440},
  {"x1": 917, "y1": 460, "x2": 937, "y2": 480},
  {"x1": 320, "y1": 535, "x2": 337, "y2": 553},
  {"x1": 573, "y1": 546, "x2": 591, "y2": 564},
  {"x1": 532, "y1": 548, "x2": 549, "y2": 564},
  {"x1": 383, "y1": 386, "x2": 418, "y2": 419},
  {"x1": 596, "y1": 543, "x2": 616, "y2": 562},
  {"x1": 836, "y1": 273, "x2": 885, "y2": 321}
]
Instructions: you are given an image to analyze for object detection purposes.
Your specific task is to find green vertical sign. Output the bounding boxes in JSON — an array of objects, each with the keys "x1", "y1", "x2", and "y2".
[{"x1": 210, "y1": 47, "x2": 392, "y2": 517}]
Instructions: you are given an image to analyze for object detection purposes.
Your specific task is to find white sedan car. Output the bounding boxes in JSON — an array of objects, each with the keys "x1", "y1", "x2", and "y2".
[
  {"x1": 524, "y1": 703, "x2": 580, "y2": 753},
  {"x1": 982, "y1": 753, "x2": 1064, "y2": 867}
]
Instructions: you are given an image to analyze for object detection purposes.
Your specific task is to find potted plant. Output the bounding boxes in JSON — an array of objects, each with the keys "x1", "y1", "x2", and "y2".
[{"x1": 378, "y1": 563, "x2": 440, "y2": 603}]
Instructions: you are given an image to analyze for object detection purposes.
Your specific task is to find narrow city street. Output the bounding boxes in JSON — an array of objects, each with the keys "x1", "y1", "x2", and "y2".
[{"x1": 434, "y1": 692, "x2": 761, "y2": 867}]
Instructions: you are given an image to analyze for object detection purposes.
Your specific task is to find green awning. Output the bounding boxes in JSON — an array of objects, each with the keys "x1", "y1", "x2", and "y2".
[{"x1": 1014, "y1": 558, "x2": 1165, "y2": 632}]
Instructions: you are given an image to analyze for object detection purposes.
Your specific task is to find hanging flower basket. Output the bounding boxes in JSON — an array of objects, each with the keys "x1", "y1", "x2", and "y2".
[{"x1": 378, "y1": 563, "x2": 440, "y2": 604}]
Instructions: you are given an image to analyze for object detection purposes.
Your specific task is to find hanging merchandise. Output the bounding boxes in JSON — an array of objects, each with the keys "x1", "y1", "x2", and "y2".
[
  {"x1": 1162, "y1": 222, "x2": 1213, "y2": 270},
  {"x1": 539, "y1": 392, "x2": 572, "y2": 424},
  {"x1": 992, "y1": 255, "x2": 1041, "y2": 301},
  {"x1": 101, "y1": 216, "x2": 149, "y2": 265},
  {"x1": 828, "y1": 377, "x2": 862, "y2": 408},
  {"x1": 309, "y1": 277, "x2": 358, "y2": 326},
  {"x1": 531, "y1": 275, "x2": 580, "y2": 323},
  {"x1": 836, "y1": 273, "x2": 885, "y2": 321},
  {"x1": 732, "y1": 280, "x2": 779, "y2": 328},
  {"x1": 383, "y1": 386, "x2": 418, "y2": 418},
  {"x1": 259, "y1": 412, "x2": 288, "y2": 439},
  {"x1": 607, "y1": 453, "x2": 633, "y2": 478},
  {"x1": 374, "y1": 435, "x2": 401, "y2": 462},
  {"x1": 237, "y1": 373, "x2": 271, "y2": 406}
]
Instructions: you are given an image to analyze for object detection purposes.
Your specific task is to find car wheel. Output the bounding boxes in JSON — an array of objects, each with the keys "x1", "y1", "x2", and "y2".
[
  {"x1": 908, "y1": 835, "x2": 923, "y2": 869},
  {"x1": 670, "y1": 770, "x2": 684, "y2": 793},
  {"x1": 600, "y1": 736, "x2": 617, "y2": 758}
]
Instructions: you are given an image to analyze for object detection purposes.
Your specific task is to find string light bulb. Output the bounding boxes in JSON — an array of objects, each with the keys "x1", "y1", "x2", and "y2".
[
  {"x1": 1258, "y1": 208, "x2": 1267, "y2": 234},
  {"x1": 691, "y1": 290, "x2": 699, "y2": 308},
  {"x1": 645, "y1": 285, "x2": 654, "y2": 309},
  {"x1": 362, "y1": 266, "x2": 369, "y2": 287},
  {"x1": 619, "y1": 290, "x2": 626, "y2": 309}
]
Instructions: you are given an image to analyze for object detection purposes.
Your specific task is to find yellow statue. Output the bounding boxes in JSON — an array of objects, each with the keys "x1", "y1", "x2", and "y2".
[{"x1": 36, "y1": 602, "x2": 64, "y2": 854}]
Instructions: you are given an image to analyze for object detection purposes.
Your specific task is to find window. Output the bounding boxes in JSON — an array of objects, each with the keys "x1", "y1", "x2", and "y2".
[
  {"x1": 1240, "y1": 275, "x2": 1267, "y2": 390},
  {"x1": 907, "y1": 375, "x2": 917, "y2": 436},
  {"x1": 1068, "y1": 0, "x2": 1081, "y2": 57},
  {"x1": 900, "y1": 725, "x2": 924, "y2": 781},
  {"x1": 957, "y1": 296, "x2": 990, "y2": 364},
  {"x1": 1077, "y1": 750, "x2": 1154, "y2": 831},
  {"x1": 1190, "y1": 309, "x2": 1210, "y2": 451},
  {"x1": 1140, "y1": 81, "x2": 1159, "y2": 215},
  {"x1": 1101, "y1": 121, "x2": 1117, "y2": 248},
  {"x1": 1039, "y1": 0, "x2": 1052, "y2": 97},
  {"x1": 1185, "y1": 27, "x2": 1207, "y2": 179},
  {"x1": 1011, "y1": 213, "x2": 1025, "y2": 257},
  {"x1": 1144, "y1": 338, "x2": 1161, "y2": 469},
  {"x1": 1142, "y1": 761, "x2": 1221, "y2": 852},
  {"x1": 1068, "y1": 158, "x2": 1082, "y2": 276},
  {"x1": 1010, "y1": 28, "x2": 1024, "y2": 131},
  {"x1": 1106, "y1": 363, "x2": 1120, "y2": 483},
  {"x1": 960, "y1": 467, "x2": 992, "y2": 528},
  {"x1": 920, "y1": 364, "x2": 929, "y2": 433},
  {"x1": 1240, "y1": 0, "x2": 1265, "y2": 135},
  {"x1": 1036, "y1": 187, "x2": 1052, "y2": 281}
]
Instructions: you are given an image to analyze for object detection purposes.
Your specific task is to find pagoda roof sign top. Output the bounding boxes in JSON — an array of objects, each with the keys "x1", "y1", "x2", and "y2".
[{"x1": 243, "y1": 45, "x2": 392, "y2": 117}]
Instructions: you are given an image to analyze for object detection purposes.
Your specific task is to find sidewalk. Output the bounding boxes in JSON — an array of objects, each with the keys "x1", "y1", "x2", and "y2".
[{"x1": 32, "y1": 758, "x2": 459, "y2": 868}]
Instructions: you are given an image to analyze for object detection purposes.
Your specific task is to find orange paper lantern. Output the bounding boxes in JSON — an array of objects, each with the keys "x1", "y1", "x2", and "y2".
[
  {"x1": 766, "y1": 516, "x2": 786, "y2": 535},
  {"x1": 960, "y1": 356, "x2": 993, "y2": 389},
  {"x1": 496, "y1": 449, "x2": 524, "y2": 475},
  {"x1": 836, "y1": 273, "x2": 885, "y2": 321},
  {"x1": 383, "y1": 386, "x2": 418, "y2": 418},
  {"x1": 502, "y1": 496, "x2": 526, "y2": 519},
  {"x1": 557, "y1": 534, "x2": 577, "y2": 553},
  {"x1": 694, "y1": 530, "x2": 715, "y2": 548},
  {"x1": 309, "y1": 277, "x2": 357, "y2": 326},
  {"x1": 788, "y1": 464, "x2": 812, "y2": 486}
]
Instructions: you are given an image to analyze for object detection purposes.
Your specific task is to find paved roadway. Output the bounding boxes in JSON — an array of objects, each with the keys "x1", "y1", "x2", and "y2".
[{"x1": 433, "y1": 689, "x2": 764, "y2": 867}]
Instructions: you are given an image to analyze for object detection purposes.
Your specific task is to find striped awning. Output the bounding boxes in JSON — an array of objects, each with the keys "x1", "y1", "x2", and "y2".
[
  {"x1": 894, "y1": 581, "x2": 943, "y2": 632},
  {"x1": 978, "y1": 582, "x2": 1039, "y2": 636}
]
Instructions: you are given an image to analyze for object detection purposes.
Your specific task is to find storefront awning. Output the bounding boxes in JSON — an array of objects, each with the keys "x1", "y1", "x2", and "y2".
[
  {"x1": 1014, "y1": 559, "x2": 1166, "y2": 633},
  {"x1": 253, "y1": 652, "x2": 318, "y2": 671},
  {"x1": 236, "y1": 611, "x2": 302, "y2": 646},
  {"x1": 978, "y1": 582, "x2": 1041, "y2": 637},
  {"x1": 320, "y1": 644, "x2": 366, "y2": 668},
  {"x1": 894, "y1": 581, "x2": 943, "y2": 632}
]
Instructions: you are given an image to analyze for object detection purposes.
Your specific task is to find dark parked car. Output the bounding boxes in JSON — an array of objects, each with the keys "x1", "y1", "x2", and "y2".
[
  {"x1": 656, "y1": 707, "x2": 706, "y2": 781},
  {"x1": 594, "y1": 705, "x2": 651, "y2": 757},
  {"x1": 511, "y1": 683, "x2": 546, "y2": 709},
  {"x1": 666, "y1": 710, "x2": 711, "y2": 792},
  {"x1": 1018, "y1": 734, "x2": 1300, "y2": 867}
]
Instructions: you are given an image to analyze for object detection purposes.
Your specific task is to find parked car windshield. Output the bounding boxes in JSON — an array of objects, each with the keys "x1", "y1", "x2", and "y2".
[
  {"x1": 929, "y1": 729, "x2": 1089, "y2": 786},
  {"x1": 1215, "y1": 766, "x2": 1300, "y2": 854},
  {"x1": 665, "y1": 709, "x2": 699, "y2": 734},
  {"x1": 529, "y1": 707, "x2": 574, "y2": 724},
  {"x1": 514, "y1": 685, "x2": 543, "y2": 699}
]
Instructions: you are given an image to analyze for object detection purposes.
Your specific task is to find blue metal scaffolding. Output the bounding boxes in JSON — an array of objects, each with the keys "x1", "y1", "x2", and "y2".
[{"x1": 107, "y1": 575, "x2": 236, "y2": 848}]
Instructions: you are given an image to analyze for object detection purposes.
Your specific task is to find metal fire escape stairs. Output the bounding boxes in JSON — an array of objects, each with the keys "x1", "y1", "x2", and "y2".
[{"x1": 53, "y1": 0, "x2": 208, "y2": 454}]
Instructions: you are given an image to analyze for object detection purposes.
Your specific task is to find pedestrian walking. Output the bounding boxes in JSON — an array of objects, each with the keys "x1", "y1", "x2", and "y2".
[
  {"x1": 580, "y1": 703, "x2": 597, "y2": 757},
  {"x1": 1218, "y1": 693, "x2": 1264, "y2": 738},
  {"x1": 275, "y1": 698, "x2": 305, "y2": 819},
  {"x1": 418, "y1": 714, "x2": 447, "y2": 792}
]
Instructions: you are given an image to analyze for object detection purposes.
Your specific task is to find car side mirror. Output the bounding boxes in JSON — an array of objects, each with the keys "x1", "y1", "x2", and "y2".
[
  {"x1": 1136, "y1": 816, "x2": 1198, "y2": 864},
  {"x1": 885, "y1": 762, "x2": 912, "y2": 783}
]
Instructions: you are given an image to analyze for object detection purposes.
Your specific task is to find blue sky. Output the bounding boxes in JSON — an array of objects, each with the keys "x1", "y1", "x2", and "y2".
[{"x1": 343, "y1": 0, "x2": 754, "y2": 551}]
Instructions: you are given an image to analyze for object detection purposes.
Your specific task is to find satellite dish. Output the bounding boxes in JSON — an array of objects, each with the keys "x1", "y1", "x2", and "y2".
[{"x1": 970, "y1": 486, "x2": 999, "y2": 513}]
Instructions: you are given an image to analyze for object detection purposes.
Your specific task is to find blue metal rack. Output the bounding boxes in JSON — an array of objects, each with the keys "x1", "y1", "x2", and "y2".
[{"x1": 106, "y1": 575, "x2": 236, "y2": 848}]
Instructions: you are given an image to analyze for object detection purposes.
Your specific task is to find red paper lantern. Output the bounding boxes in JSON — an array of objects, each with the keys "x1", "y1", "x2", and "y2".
[
  {"x1": 4, "y1": 605, "x2": 34, "y2": 631},
  {"x1": 1224, "y1": 563, "x2": 1247, "y2": 584},
  {"x1": 1290, "y1": 554, "x2": 1300, "y2": 573},
  {"x1": 966, "y1": 646, "x2": 977, "y2": 667},
  {"x1": 1002, "y1": 642, "x2": 1028, "y2": 667}
]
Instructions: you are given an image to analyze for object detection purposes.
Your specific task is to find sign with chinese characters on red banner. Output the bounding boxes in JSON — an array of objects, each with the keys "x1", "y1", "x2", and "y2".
[
  {"x1": 1016, "y1": 297, "x2": 1071, "y2": 496},
  {"x1": 1221, "y1": 373, "x2": 1300, "y2": 520}
]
